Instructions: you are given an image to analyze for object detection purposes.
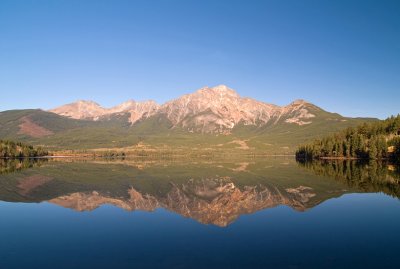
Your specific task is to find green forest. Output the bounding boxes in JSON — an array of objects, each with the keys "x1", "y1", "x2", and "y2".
[
  {"x1": 0, "y1": 140, "x2": 49, "y2": 158},
  {"x1": 296, "y1": 115, "x2": 400, "y2": 163}
]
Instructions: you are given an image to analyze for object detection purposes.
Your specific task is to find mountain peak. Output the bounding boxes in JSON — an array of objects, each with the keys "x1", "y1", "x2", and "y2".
[
  {"x1": 212, "y1": 84, "x2": 235, "y2": 92},
  {"x1": 50, "y1": 98, "x2": 160, "y2": 122},
  {"x1": 110, "y1": 100, "x2": 137, "y2": 111},
  {"x1": 196, "y1": 85, "x2": 238, "y2": 97},
  {"x1": 290, "y1": 99, "x2": 309, "y2": 106},
  {"x1": 49, "y1": 85, "x2": 326, "y2": 130},
  {"x1": 50, "y1": 100, "x2": 106, "y2": 120},
  {"x1": 75, "y1": 100, "x2": 101, "y2": 106}
]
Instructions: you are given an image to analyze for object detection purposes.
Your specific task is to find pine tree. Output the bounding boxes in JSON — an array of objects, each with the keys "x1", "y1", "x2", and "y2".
[
  {"x1": 296, "y1": 115, "x2": 400, "y2": 161},
  {"x1": 368, "y1": 137, "x2": 378, "y2": 159}
]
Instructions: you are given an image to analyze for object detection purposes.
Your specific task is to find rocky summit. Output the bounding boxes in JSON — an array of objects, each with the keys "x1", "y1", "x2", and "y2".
[
  {"x1": 50, "y1": 85, "x2": 321, "y2": 133},
  {"x1": 50, "y1": 99, "x2": 160, "y2": 123},
  {"x1": 0, "y1": 85, "x2": 377, "y2": 152}
]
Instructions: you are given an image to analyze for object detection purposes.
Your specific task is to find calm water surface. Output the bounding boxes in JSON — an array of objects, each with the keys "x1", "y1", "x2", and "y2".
[{"x1": 0, "y1": 158, "x2": 399, "y2": 269}]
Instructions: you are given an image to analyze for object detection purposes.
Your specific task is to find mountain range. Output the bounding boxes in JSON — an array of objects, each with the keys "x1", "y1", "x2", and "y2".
[
  {"x1": 50, "y1": 85, "x2": 317, "y2": 130},
  {"x1": 0, "y1": 85, "x2": 377, "y2": 152}
]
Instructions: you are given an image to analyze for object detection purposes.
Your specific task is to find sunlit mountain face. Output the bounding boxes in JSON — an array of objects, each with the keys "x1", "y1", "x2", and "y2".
[{"x1": 0, "y1": 85, "x2": 377, "y2": 152}]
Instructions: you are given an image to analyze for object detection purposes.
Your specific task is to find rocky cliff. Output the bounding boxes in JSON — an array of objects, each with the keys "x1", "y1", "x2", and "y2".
[{"x1": 49, "y1": 85, "x2": 322, "y2": 133}]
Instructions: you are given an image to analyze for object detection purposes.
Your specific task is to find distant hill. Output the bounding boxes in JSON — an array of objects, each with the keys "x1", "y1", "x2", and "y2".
[{"x1": 0, "y1": 85, "x2": 377, "y2": 152}]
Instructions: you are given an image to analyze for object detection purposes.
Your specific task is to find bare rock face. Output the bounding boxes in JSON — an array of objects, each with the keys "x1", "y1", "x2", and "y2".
[
  {"x1": 159, "y1": 85, "x2": 282, "y2": 133},
  {"x1": 108, "y1": 100, "x2": 160, "y2": 123},
  {"x1": 50, "y1": 100, "x2": 160, "y2": 124},
  {"x1": 49, "y1": 85, "x2": 319, "y2": 132},
  {"x1": 158, "y1": 85, "x2": 319, "y2": 133},
  {"x1": 50, "y1": 100, "x2": 107, "y2": 120},
  {"x1": 282, "y1": 100, "x2": 316, "y2": 126}
]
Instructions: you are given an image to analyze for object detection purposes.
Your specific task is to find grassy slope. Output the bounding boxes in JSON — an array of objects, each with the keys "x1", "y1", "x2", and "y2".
[
  {"x1": 0, "y1": 108, "x2": 377, "y2": 152},
  {"x1": 0, "y1": 109, "x2": 95, "y2": 140},
  {"x1": 233, "y1": 104, "x2": 377, "y2": 153}
]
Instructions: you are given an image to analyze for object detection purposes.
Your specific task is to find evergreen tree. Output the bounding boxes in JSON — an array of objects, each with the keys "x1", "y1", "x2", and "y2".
[
  {"x1": 368, "y1": 137, "x2": 377, "y2": 160},
  {"x1": 0, "y1": 140, "x2": 48, "y2": 158},
  {"x1": 295, "y1": 115, "x2": 400, "y2": 162}
]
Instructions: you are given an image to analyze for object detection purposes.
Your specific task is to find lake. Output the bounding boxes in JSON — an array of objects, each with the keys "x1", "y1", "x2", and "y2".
[{"x1": 0, "y1": 158, "x2": 399, "y2": 269}]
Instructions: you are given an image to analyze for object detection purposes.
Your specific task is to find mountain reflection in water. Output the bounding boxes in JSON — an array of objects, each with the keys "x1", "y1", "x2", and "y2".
[{"x1": 0, "y1": 158, "x2": 399, "y2": 227}]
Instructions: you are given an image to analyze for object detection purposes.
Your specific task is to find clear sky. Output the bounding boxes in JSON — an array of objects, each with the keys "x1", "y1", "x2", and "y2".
[{"x1": 0, "y1": 0, "x2": 399, "y2": 119}]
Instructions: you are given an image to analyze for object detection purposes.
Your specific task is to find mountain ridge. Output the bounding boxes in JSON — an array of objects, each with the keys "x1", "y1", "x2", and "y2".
[
  {"x1": 0, "y1": 85, "x2": 379, "y2": 152},
  {"x1": 49, "y1": 85, "x2": 334, "y2": 132}
]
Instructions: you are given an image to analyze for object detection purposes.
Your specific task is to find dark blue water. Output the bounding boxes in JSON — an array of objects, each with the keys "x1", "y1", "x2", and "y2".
[{"x1": 0, "y1": 159, "x2": 399, "y2": 269}]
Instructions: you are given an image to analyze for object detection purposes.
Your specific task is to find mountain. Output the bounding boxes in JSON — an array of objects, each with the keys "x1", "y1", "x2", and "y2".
[
  {"x1": 158, "y1": 85, "x2": 280, "y2": 133},
  {"x1": 50, "y1": 100, "x2": 106, "y2": 120},
  {"x1": 0, "y1": 85, "x2": 377, "y2": 152},
  {"x1": 50, "y1": 99, "x2": 160, "y2": 123},
  {"x1": 49, "y1": 85, "x2": 328, "y2": 133},
  {"x1": 161, "y1": 86, "x2": 331, "y2": 133}
]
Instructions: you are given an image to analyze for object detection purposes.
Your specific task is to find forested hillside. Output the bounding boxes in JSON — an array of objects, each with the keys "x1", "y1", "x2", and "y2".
[{"x1": 296, "y1": 115, "x2": 400, "y2": 163}]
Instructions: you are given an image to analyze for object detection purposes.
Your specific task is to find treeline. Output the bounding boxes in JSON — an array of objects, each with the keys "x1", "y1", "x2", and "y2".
[
  {"x1": 297, "y1": 160, "x2": 400, "y2": 199},
  {"x1": 0, "y1": 140, "x2": 49, "y2": 158},
  {"x1": 296, "y1": 115, "x2": 400, "y2": 162}
]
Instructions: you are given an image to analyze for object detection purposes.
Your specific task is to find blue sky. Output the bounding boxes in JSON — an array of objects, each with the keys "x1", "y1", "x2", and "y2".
[{"x1": 0, "y1": 0, "x2": 399, "y2": 119}]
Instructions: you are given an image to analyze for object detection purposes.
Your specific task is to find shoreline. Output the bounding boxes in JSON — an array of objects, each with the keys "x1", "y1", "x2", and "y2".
[
  {"x1": 297, "y1": 156, "x2": 393, "y2": 161},
  {"x1": 0, "y1": 154, "x2": 296, "y2": 160}
]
